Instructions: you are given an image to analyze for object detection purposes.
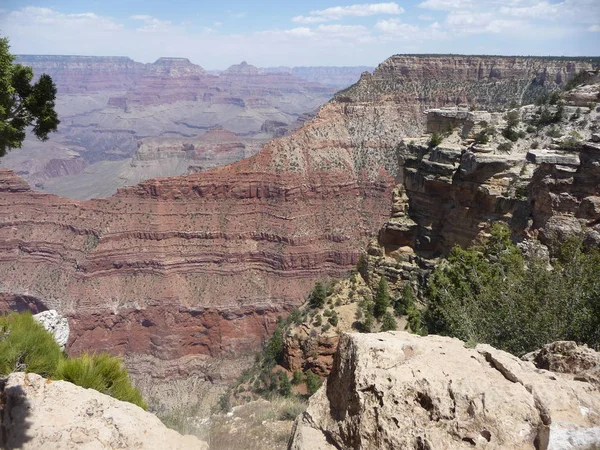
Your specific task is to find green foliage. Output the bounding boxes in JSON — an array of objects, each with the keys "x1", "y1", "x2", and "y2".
[
  {"x1": 497, "y1": 142, "x2": 513, "y2": 152},
  {"x1": 313, "y1": 315, "x2": 322, "y2": 327},
  {"x1": 380, "y1": 312, "x2": 397, "y2": 332},
  {"x1": 278, "y1": 371, "x2": 292, "y2": 397},
  {"x1": 473, "y1": 130, "x2": 489, "y2": 145},
  {"x1": 530, "y1": 140, "x2": 540, "y2": 149},
  {"x1": 428, "y1": 132, "x2": 443, "y2": 149},
  {"x1": 424, "y1": 223, "x2": 600, "y2": 355},
  {"x1": 263, "y1": 325, "x2": 284, "y2": 368},
  {"x1": 55, "y1": 353, "x2": 147, "y2": 409},
  {"x1": 373, "y1": 277, "x2": 390, "y2": 318},
  {"x1": 0, "y1": 37, "x2": 60, "y2": 157},
  {"x1": 0, "y1": 312, "x2": 62, "y2": 377},
  {"x1": 560, "y1": 131, "x2": 583, "y2": 149},
  {"x1": 356, "y1": 254, "x2": 368, "y2": 275},
  {"x1": 394, "y1": 284, "x2": 415, "y2": 316},
  {"x1": 505, "y1": 110, "x2": 520, "y2": 129},
  {"x1": 308, "y1": 282, "x2": 326, "y2": 309},
  {"x1": 304, "y1": 370, "x2": 322, "y2": 395},
  {"x1": 291, "y1": 370, "x2": 304, "y2": 385},
  {"x1": 327, "y1": 311, "x2": 339, "y2": 327}
]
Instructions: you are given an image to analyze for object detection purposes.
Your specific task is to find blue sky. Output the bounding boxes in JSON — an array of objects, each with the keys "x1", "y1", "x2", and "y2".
[{"x1": 0, "y1": 1, "x2": 598, "y2": 69}]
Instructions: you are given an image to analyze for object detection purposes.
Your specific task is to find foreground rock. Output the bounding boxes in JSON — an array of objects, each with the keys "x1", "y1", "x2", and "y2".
[
  {"x1": 290, "y1": 332, "x2": 600, "y2": 450},
  {"x1": 0, "y1": 372, "x2": 207, "y2": 450}
]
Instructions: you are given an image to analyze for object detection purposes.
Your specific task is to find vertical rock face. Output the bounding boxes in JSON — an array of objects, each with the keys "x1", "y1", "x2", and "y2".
[
  {"x1": 289, "y1": 332, "x2": 600, "y2": 450},
  {"x1": 0, "y1": 56, "x2": 592, "y2": 409}
]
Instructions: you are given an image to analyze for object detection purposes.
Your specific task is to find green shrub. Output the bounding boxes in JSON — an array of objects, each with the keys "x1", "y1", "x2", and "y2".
[
  {"x1": 278, "y1": 372, "x2": 292, "y2": 397},
  {"x1": 327, "y1": 311, "x2": 339, "y2": 327},
  {"x1": 473, "y1": 130, "x2": 489, "y2": 145},
  {"x1": 0, "y1": 312, "x2": 63, "y2": 378},
  {"x1": 55, "y1": 353, "x2": 147, "y2": 409},
  {"x1": 424, "y1": 223, "x2": 600, "y2": 355},
  {"x1": 291, "y1": 370, "x2": 304, "y2": 385},
  {"x1": 526, "y1": 125, "x2": 536, "y2": 134},
  {"x1": 497, "y1": 142, "x2": 513, "y2": 152},
  {"x1": 428, "y1": 132, "x2": 443, "y2": 149},
  {"x1": 373, "y1": 277, "x2": 390, "y2": 318},
  {"x1": 308, "y1": 283, "x2": 326, "y2": 308},
  {"x1": 305, "y1": 370, "x2": 322, "y2": 395},
  {"x1": 380, "y1": 312, "x2": 397, "y2": 331},
  {"x1": 530, "y1": 140, "x2": 540, "y2": 149},
  {"x1": 263, "y1": 325, "x2": 284, "y2": 368},
  {"x1": 313, "y1": 315, "x2": 322, "y2": 327}
]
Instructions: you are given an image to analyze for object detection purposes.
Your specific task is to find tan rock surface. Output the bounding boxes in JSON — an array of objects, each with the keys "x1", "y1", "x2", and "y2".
[
  {"x1": 0, "y1": 372, "x2": 207, "y2": 450},
  {"x1": 290, "y1": 332, "x2": 600, "y2": 450}
]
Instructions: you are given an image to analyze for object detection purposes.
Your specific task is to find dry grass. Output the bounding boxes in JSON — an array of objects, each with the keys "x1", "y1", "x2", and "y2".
[{"x1": 161, "y1": 395, "x2": 306, "y2": 450}]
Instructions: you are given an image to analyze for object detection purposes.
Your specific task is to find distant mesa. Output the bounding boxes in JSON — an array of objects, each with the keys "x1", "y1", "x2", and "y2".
[
  {"x1": 153, "y1": 57, "x2": 194, "y2": 66},
  {"x1": 222, "y1": 61, "x2": 261, "y2": 75}
]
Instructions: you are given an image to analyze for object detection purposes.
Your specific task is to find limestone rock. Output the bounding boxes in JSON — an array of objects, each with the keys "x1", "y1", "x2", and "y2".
[
  {"x1": 522, "y1": 341, "x2": 600, "y2": 384},
  {"x1": 0, "y1": 372, "x2": 207, "y2": 450},
  {"x1": 33, "y1": 310, "x2": 69, "y2": 350},
  {"x1": 289, "y1": 332, "x2": 600, "y2": 450}
]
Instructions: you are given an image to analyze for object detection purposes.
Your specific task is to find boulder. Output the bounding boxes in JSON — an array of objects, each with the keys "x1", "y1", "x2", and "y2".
[
  {"x1": 0, "y1": 372, "x2": 208, "y2": 450},
  {"x1": 289, "y1": 332, "x2": 600, "y2": 450},
  {"x1": 33, "y1": 310, "x2": 69, "y2": 350}
]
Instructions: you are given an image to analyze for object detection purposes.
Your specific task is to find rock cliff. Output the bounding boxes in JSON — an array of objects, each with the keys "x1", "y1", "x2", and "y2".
[
  {"x1": 289, "y1": 332, "x2": 600, "y2": 450},
  {"x1": 0, "y1": 372, "x2": 207, "y2": 449},
  {"x1": 0, "y1": 55, "x2": 593, "y2": 410}
]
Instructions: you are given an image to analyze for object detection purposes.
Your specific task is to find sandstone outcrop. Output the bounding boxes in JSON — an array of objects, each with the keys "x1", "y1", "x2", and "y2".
[
  {"x1": 289, "y1": 332, "x2": 600, "y2": 450},
  {"x1": 0, "y1": 372, "x2": 207, "y2": 449}
]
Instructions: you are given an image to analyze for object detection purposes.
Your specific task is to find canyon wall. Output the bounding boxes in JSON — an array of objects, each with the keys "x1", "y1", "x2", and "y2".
[
  {"x1": 0, "y1": 55, "x2": 592, "y2": 409},
  {"x1": 2, "y1": 57, "x2": 340, "y2": 199}
]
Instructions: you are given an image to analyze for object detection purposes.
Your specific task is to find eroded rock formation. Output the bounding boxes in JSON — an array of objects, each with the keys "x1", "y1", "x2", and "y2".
[
  {"x1": 289, "y1": 332, "x2": 600, "y2": 450},
  {"x1": 0, "y1": 56, "x2": 593, "y2": 410}
]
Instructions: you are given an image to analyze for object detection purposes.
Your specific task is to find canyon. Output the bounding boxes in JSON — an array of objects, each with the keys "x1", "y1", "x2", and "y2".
[
  {"x1": 0, "y1": 55, "x2": 596, "y2": 412},
  {"x1": 2, "y1": 56, "x2": 367, "y2": 199}
]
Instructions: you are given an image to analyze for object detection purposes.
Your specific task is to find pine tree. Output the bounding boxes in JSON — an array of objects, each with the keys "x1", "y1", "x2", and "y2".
[
  {"x1": 373, "y1": 277, "x2": 390, "y2": 318},
  {"x1": 0, "y1": 37, "x2": 59, "y2": 157}
]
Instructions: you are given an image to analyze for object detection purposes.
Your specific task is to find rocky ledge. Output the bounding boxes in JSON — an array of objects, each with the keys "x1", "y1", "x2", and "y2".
[
  {"x1": 0, "y1": 372, "x2": 208, "y2": 449},
  {"x1": 290, "y1": 332, "x2": 600, "y2": 450}
]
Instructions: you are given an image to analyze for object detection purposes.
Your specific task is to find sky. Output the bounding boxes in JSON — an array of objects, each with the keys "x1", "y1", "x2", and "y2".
[{"x1": 0, "y1": 1, "x2": 598, "y2": 69}]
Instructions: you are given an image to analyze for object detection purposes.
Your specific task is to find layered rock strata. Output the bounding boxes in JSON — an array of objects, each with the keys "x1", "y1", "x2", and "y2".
[
  {"x1": 289, "y1": 332, "x2": 600, "y2": 450},
  {"x1": 0, "y1": 56, "x2": 593, "y2": 409}
]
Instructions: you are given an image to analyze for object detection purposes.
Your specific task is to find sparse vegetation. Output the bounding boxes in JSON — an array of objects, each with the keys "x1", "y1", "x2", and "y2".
[{"x1": 428, "y1": 132, "x2": 443, "y2": 149}]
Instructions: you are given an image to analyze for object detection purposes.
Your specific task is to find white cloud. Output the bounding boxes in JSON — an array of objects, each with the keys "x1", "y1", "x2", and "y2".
[
  {"x1": 418, "y1": 15, "x2": 436, "y2": 20},
  {"x1": 589, "y1": 24, "x2": 600, "y2": 31},
  {"x1": 130, "y1": 14, "x2": 172, "y2": 32},
  {"x1": 418, "y1": 0, "x2": 475, "y2": 11},
  {"x1": 292, "y1": 16, "x2": 329, "y2": 24},
  {"x1": 285, "y1": 27, "x2": 314, "y2": 37},
  {"x1": 375, "y1": 18, "x2": 419, "y2": 35},
  {"x1": 295, "y1": 2, "x2": 404, "y2": 23},
  {"x1": 500, "y1": 2, "x2": 562, "y2": 19},
  {"x1": 213, "y1": 21, "x2": 223, "y2": 27}
]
